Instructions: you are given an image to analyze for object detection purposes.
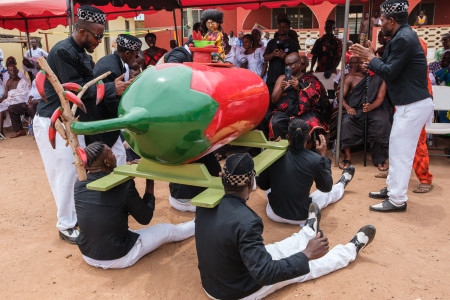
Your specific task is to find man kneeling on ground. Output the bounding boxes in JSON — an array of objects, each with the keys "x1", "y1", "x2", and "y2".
[
  {"x1": 195, "y1": 152, "x2": 376, "y2": 299},
  {"x1": 257, "y1": 119, "x2": 355, "y2": 225},
  {"x1": 74, "y1": 142, "x2": 195, "y2": 269}
]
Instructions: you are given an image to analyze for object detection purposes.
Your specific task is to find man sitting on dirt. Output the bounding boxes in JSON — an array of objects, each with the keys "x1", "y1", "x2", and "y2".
[
  {"x1": 0, "y1": 64, "x2": 31, "y2": 138},
  {"x1": 195, "y1": 152, "x2": 376, "y2": 299},
  {"x1": 257, "y1": 119, "x2": 355, "y2": 225},
  {"x1": 74, "y1": 142, "x2": 195, "y2": 269},
  {"x1": 339, "y1": 56, "x2": 392, "y2": 171}
]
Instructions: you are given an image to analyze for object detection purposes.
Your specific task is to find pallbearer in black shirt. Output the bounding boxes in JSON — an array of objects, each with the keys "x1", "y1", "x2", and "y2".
[
  {"x1": 33, "y1": 5, "x2": 132, "y2": 244},
  {"x1": 74, "y1": 142, "x2": 194, "y2": 269},
  {"x1": 195, "y1": 153, "x2": 376, "y2": 300},
  {"x1": 257, "y1": 119, "x2": 355, "y2": 225},
  {"x1": 91, "y1": 34, "x2": 142, "y2": 165},
  {"x1": 351, "y1": 0, "x2": 434, "y2": 212}
]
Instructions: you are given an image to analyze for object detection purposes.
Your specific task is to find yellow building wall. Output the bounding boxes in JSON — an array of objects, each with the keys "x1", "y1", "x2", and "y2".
[{"x1": 0, "y1": 17, "x2": 135, "y2": 72}]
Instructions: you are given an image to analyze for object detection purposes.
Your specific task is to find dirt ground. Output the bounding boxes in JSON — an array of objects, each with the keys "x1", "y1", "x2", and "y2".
[{"x1": 1, "y1": 131, "x2": 449, "y2": 299}]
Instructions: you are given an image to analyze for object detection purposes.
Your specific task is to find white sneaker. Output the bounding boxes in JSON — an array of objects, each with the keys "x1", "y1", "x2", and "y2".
[{"x1": 59, "y1": 227, "x2": 79, "y2": 244}]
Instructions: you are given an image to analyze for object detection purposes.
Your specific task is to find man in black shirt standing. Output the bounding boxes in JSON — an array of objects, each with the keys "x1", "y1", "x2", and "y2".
[
  {"x1": 195, "y1": 153, "x2": 376, "y2": 299},
  {"x1": 257, "y1": 119, "x2": 355, "y2": 224},
  {"x1": 264, "y1": 19, "x2": 300, "y2": 96},
  {"x1": 351, "y1": 0, "x2": 433, "y2": 212},
  {"x1": 33, "y1": 6, "x2": 132, "y2": 243},
  {"x1": 74, "y1": 142, "x2": 194, "y2": 269}
]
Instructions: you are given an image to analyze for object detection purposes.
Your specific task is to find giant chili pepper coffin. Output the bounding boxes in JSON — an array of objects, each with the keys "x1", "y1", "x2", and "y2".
[{"x1": 71, "y1": 62, "x2": 270, "y2": 165}]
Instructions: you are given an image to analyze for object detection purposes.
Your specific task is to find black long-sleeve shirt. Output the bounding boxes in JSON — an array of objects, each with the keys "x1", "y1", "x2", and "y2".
[
  {"x1": 37, "y1": 36, "x2": 115, "y2": 119},
  {"x1": 74, "y1": 172, "x2": 155, "y2": 260},
  {"x1": 195, "y1": 194, "x2": 310, "y2": 300},
  {"x1": 368, "y1": 24, "x2": 431, "y2": 106},
  {"x1": 257, "y1": 148, "x2": 333, "y2": 221}
]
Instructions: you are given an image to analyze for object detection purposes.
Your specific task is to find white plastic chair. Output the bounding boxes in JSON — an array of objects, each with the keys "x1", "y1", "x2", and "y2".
[
  {"x1": 305, "y1": 38, "x2": 316, "y2": 57},
  {"x1": 426, "y1": 85, "x2": 450, "y2": 135}
]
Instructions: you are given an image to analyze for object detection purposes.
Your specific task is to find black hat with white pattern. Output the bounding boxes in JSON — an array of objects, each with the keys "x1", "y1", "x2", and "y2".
[
  {"x1": 222, "y1": 153, "x2": 255, "y2": 187},
  {"x1": 116, "y1": 34, "x2": 142, "y2": 51},
  {"x1": 380, "y1": 0, "x2": 409, "y2": 15},
  {"x1": 77, "y1": 5, "x2": 106, "y2": 25}
]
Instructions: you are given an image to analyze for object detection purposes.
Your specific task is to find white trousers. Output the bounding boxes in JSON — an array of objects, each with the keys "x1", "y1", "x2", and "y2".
[
  {"x1": 205, "y1": 226, "x2": 357, "y2": 300},
  {"x1": 34, "y1": 115, "x2": 127, "y2": 231},
  {"x1": 169, "y1": 195, "x2": 196, "y2": 212},
  {"x1": 386, "y1": 98, "x2": 434, "y2": 204},
  {"x1": 82, "y1": 220, "x2": 195, "y2": 269},
  {"x1": 265, "y1": 182, "x2": 345, "y2": 225}
]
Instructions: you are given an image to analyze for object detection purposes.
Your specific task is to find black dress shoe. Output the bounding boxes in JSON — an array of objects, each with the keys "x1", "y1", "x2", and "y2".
[
  {"x1": 369, "y1": 187, "x2": 389, "y2": 199},
  {"x1": 304, "y1": 202, "x2": 322, "y2": 236},
  {"x1": 59, "y1": 227, "x2": 79, "y2": 244},
  {"x1": 370, "y1": 199, "x2": 407, "y2": 212},
  {"x1": 349, "y1": 225, "x2": 376, "y2": 254},
  {"x1": 337, "y1": 166, "x2": 355, "y2": 187}
]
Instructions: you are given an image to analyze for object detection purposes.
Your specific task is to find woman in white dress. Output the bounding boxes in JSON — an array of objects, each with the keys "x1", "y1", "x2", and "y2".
[
  {"x1": 236, "y1": 34, "x2": 267, "y2": 79},
  {"x1": 223, "y1": 33, "x2": 242, "y2": 66}
]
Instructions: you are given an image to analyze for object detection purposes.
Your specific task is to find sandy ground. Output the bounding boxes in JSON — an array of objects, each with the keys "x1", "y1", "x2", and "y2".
[{"x1": 1, "y1": 130, "x2": 449, "y2": 299}]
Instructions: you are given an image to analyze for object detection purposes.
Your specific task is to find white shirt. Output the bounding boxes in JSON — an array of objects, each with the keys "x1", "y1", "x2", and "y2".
[
  {"x1": 229, "y1": 36, "x2": 238, "y2": 46},
  {"x1": 25, "y1": 47, "x2": 48, "y2": 59},
  {"x1": 0, "y1": 49, "x2": 3, "y2": 68},
  {"x1": 262, "y1": 38, "x2": 271, "y2": 47},
  {"x1": 0, "y1": 78, "x2": 31, "y2": 112},
  {"x1": 3, "y1": 70, "x2": 28, "y2": 86},
  {"x1": 28, "y1": 79, "x2": 41, "y2": 100}
]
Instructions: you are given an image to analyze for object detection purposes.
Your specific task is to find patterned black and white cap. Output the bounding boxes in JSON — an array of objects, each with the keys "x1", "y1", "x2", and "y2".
[
  {"x1": 380, "y1": 0, "x2": 409, "y2": 15},
  {"x1": 222, "y1": 153, "x2": 255, "y2": 187},
  {"x1": 77, "y1": 5, "x2": 106, "y2": 25},
  {"x1": 116, "y1": 34, "x2": 142, "y2": 51}
]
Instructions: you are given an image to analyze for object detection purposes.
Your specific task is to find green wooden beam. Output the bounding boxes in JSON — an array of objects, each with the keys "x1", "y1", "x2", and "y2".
[{"x1": 86, "y1": 173, "x2": 133, "y2": 191}]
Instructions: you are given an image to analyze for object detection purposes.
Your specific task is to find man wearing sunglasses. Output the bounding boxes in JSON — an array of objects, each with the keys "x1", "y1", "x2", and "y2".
[
  {"x1": 34, "y1": 6, "x2": 132, "y2": 244},
  {"x1": 90, "y1": 34, "x2": 142, "y2": 166}
]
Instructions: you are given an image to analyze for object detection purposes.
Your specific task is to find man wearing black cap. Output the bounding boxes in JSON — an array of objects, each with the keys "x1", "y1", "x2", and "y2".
[
  {"x1": 195, "y1": 153, "x2": 376, "y2": 299},
  {"x1": 33, "y1": 6, "x2": 132, "y2": 243},
  {"x1": 91, "y1": 34, "x2": 142, "y2": 166},
  {"x1": 351, "y1": 0, "x2": 434, "y2": 212}
]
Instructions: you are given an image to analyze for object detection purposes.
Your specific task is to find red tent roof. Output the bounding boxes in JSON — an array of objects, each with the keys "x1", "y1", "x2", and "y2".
[{"x1": 0, "y1": 0, "x2": 68, "y2": 32}]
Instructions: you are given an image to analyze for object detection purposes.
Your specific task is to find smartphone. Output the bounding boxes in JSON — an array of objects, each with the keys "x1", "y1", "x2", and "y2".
[{"x1": 285, "y1": 67, "x2": 293, "y2": 81}]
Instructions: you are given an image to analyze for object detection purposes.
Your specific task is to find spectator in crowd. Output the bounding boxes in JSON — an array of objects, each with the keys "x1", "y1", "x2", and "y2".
[
  {"x1": 185, "y1": 22, "x2": 202, "y2": 46},
  {"x1": 228, "y1": 30, "x2": 238, "y2": 46},
  {"x1": 237, "y1": 31, "x2": 244, "y2": 47},
  {"x1": 372, "y1": 10, "x2": 381, "y2": 27},
  {"x1": 346, "y1": 41, "x2": 354, "y2": 65},
  {"x1": 223, "y1": 33, "x2": 242, "y2": 66},
  {"x1": 257, "y1": 119, "x2": 355, "y2": 225},
  {"x1": 2, "y1": 56, "x2": 28, "y2": 84},
  {"x1": 270, "y1": 53, "x2": 329, "y2": 140},
  {"x1": 251, "y1": 28, "x2": 265, "y2": 48},
  {"x1": 236, "y1": 34, "x2": 267, "y2": 79},
  {"x1": 311, "y1": 20, "x2": 342, "y2": 78},
  {"x1": 74, "y1": 142, "x2": 195, "y2": 269},
  {"x1": 415, "y1": 10, "x2": 427, "y2": 28},
  {"x1": 0, "y1": 47, "x2": 3, "y2": 69},
  {"x1": 435, "y1": 33, "x2": 450, "y2": 62},
  {"x1": 339, "y1": 56, "x2": 392, "y2": 171},
  {"x1": 274, "y1": 13, "x2": 301, "y2": 50},
  {"x1": 169, "y1": 39, "x2": 178, "y2": 49},
  {"x1": 429, "y1": 50, "x2": 450, "y2": 84},
  {"x1": 359, "y1": 12, "x2": 370, "y2": 47},
  {"x1": 195, "y1": 152, "x2": 376, "y2": 300},
  {"x1": 0, "y1": 64, "x2": 31, "y2": 138},
  {"x1": 374, "y1": 30, "x2": 391, "y2": 58},
  {"x1": 264, "y1": 18, "x2": 300, "y2": 95},
  {"x1": 23, "y1": 39, "x2": 48, "y2": 81},
  {"x1": 143, "y1": 33, "x2": 168, "y2": 67},
  {"x1": 262, "y1": 31, "x2": 271, "y2": 47}
]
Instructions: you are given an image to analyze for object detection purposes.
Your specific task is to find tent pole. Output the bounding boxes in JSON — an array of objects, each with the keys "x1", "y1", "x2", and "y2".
[
  {"x1": 68, "y1": 10, "x2": 73, "y2": 34},
  {"x1": 368, "y1": 0, "x2": 373, "y2": 41},
  {"x1": 70, "y1": 0, "x2": 75, "y2": 30},
  {"x1": 335, "y1": 0, "x2": 351, "y2": 166},
  {"x1": 18, "y1": 14, "x2": 32, "y2": 59},
  {"x1": 173, "y1": 10, "x2": 179, "y2": 46},
  {"x1": 180, "y1": 6, "x2": 184, "y2": 44}
]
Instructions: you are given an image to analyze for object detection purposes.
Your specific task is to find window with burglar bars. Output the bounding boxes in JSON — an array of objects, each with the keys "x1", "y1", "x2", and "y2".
[
  {"x1": 271, "y1": 6, "x2": 314, "y2": 29},
  {"x1": 183, "y1": 9, "x2": 203, "y2": 38}
]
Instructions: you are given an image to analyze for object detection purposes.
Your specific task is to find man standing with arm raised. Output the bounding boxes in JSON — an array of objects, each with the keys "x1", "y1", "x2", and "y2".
[{"x1": 351, "y1": 0, "x2": 433, "y2": 212}]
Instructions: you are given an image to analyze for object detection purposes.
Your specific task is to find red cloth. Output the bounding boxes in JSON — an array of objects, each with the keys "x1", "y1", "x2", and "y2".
[{"x1": 345, "y1": 51, "x2": 353, "y2": 65}]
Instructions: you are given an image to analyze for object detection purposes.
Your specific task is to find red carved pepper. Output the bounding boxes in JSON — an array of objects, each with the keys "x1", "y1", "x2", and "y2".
[
  {"x1": 48, "y1": 125, "x2": 56, "y2": 149},
  {"x1": 192, "y1": 30, "x2": 198, "y2": 40},
  {"x1": 63, "y1": 91, "x2": 87, "y2": 113},
  {"x1": 62, "y1": 82, "x2": 82, "y2": 93},
  {"x1": 35, "y1": 70, "x2": 48, "y2": 102},
  {"x1": 50, "y1": 106, "x2": 63, "y2": 129},
  {"x1": 76, "y1": 147, "x2": 88, "y2": 168},
  {"x1": 96, "y1": 80, "x2": 105, "y2": 105}
]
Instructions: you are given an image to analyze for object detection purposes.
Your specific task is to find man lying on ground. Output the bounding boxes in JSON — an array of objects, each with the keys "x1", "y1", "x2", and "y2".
[
  {"x1": 257, "y1": 119, "x2": 355, "y2": 225},
  {"x1": 74, "y1": 142, "x2": 195, "y2": 269},
  {"x1": 195, "y1": 152, "x2": 376, "y2": 299}
]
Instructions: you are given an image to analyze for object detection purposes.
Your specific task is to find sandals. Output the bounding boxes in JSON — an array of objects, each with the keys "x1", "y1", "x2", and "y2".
[
  {"x1": 413, "y1": 183, "x2": 433, "y2": 193},
  {"x1": 378, "y1": 161, "x2": 389, "y2": 172},
  {"x1": 339, "y1": 159, "x2": 351, "y2": 170}
]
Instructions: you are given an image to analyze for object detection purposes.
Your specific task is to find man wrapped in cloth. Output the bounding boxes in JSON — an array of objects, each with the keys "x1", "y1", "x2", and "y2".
[
  {"x1": 91, "y1": 33, "x2": 142, "y2": 166},
  {"x1": 339, "y1": 56, "x2": 392, "y2": 170}
]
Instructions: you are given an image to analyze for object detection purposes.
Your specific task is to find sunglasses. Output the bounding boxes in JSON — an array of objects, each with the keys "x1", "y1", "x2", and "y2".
[
  {"x1": 285, "y1": 60, "x2": 299, "y2": 67},
  {"x1": 84, "y1": 28, "x2": 104, "y2": 40}
]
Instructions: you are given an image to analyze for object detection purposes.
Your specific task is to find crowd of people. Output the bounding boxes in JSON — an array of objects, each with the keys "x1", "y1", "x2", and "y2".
[{"x1": 0, "y1": 0, "x2": 447, "y2": 298}]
